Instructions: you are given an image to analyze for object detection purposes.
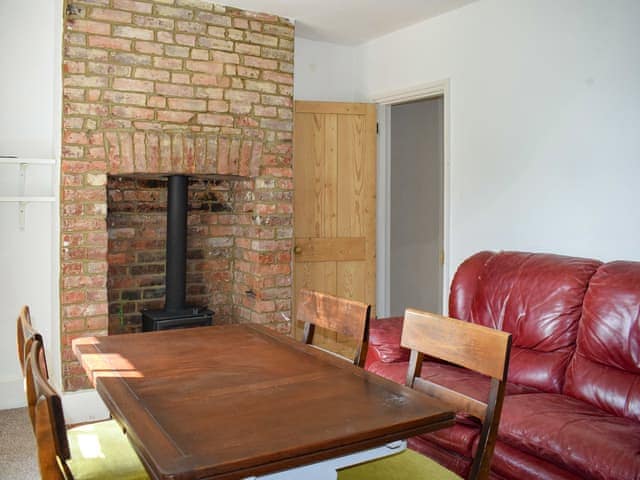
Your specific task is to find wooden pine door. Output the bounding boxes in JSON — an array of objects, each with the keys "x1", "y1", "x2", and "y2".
[{"x1": 293, "y1": 101, "x2": 377, "y2": 342}]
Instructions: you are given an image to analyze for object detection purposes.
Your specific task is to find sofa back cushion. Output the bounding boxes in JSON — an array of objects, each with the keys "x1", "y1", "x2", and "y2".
[
  {"x1": 450, "y1": 251, "x2": 601, "y2": 393},
  {"x1": 564, "y1": 261, "x2": 640, "y2": 421}
]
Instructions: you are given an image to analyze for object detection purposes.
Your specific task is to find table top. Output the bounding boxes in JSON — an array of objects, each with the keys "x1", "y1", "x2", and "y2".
[{"x1": 72, "y1": 324, "x2": 454, "y2": 480}]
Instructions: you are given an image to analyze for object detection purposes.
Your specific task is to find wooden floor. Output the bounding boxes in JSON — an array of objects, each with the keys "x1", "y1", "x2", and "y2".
[{"x1": 0, "y1": 407, "x2": 40, "y2": 479}]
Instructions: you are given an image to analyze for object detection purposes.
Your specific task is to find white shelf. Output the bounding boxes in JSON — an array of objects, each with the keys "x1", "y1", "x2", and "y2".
[
  {"x1": 0, "y1": 157, "x2": 56, "y2": 165},
  {"x1": 0, "y1": 156, "x2": 57, "y2": 230},
  {"x1": 0, "y1": 196, "x2": 56, "y2": 202}
]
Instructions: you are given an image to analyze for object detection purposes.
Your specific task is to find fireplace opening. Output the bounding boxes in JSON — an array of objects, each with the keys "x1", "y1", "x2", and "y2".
[
  {"x1": 142, "y1": 175, "x2": 213, "y2": 331},
  {"x1": 107, "y1": 175, "x2": 235, "y2": 335}
]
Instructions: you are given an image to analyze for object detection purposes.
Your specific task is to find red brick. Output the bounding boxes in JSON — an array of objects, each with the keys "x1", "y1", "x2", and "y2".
[
  {"x1": 63, "y1": 131, "x2": 90, "y2": 145},
  {"x1": 65, "y1": 46, "x2": 109, "y2": 62},
  {"x1": 113, "y1": 25, "x2": 154, "y2": 40},
  {"x1": 104, "y1": 90, "x2": 147, "y2": 106},
  {"x1": 192, "y1": 74, "x2": 229, "y2": 87},
  {"x1": 148, "y1": 96, "x2": 166, "y2": 108},
  {"x1": 168, "y1": 98, "x2": 207, "y2": 111},
  {"x1": 88, "y1": 35, "x2": 132, "y2": 51},
  {"x1": 254, "y1": 105, "x2": 276, "y2": 117},
  {"x1": 134, "y1": 131, "x2": 146, "y2": 171},
  {"x1": 237, "y1": 66, "x2": 259, "y2": 79},
  {"x1": 208, "y1": 100, "x2": 228, "y2": 112},
  {"x1": 233, "y1": 18, "x2": 249, "y2": 29},
  {"x1": 113, "y1": 0, "x2": 152, "y2": 13},
  {"x1": 154, "y1": 57, "x2": 183, "y2": 70},
  {"x1": 198, "y1": 114, "x2": 234, "y2": 127},
  {"x1": 171, "y1": 72, "x2": 190, "y2": 84},
  {"x1": 225, "y1": 89, "x2": 260, "y2": 103},
  {"x1": 156, "y1": 5, "x2": 193, "y2": 19},
  {"x1": 69, "y1": 19, "x2": 111, "y2": 35},
  {"x1": 158, "y1": 110, "x2": 195, "y2": 123},
  {"x1": 63, "y1": 61, "x2": 86, "y2": 74},
  {"x1": 185, "y1": 60, "x2": 223, "y2": 74},
  {"x1": 64, "y1": 102, "x2": 109, "y2": 116},
  {"x1": 245, "y1": 80, "x2": 277, "y2": 94},
  {"x1": 246, "y1": 32, "x2": 278, "y2": 47},
  {"x1": 135, "y1": 67, "x2": 170, "y2": 81},
  {"x1": 175, "y1": 33, "x2": 196, "y2": 46},
  {"x1": 213, "y1": 51, "x2": 240, "y2": 64},
  {"x1": 64, "y1": 75, "x2": 109, "y2": 88},
  {"x1": 133, "y1": 15, "x2": 174, "y2": 30},
  {"x1": 236, "y1": 43, "x2": 261, "y2": 56},
  {"x1": 156, "y1": 83, "x2": 194, "y2": 97},
  {"x1": 135, "y1": 40, "x2": 164, "y2": 55},
  {"x1": 260, "y1": 118, "x2": 292, "y2": 131},
  {"x1": 113, "y1": 77, "x2": 154, "y2": 92},
  {"x1": 165, "y1": 45, "x2": 190, "y2": 58},
  {"x1": 197, "y1": 37, "x2": 233, "y2": 51},
  {"x1": 243, "y1": 55, "x2": 277, "y2": 70},
  {"x1": 262, "y1": 70, "x2": 293, "y2": 85},
  {"x1": 89, "y1": 8, "x2": 132, "y2": 23},
  {"x1": 62, "y1": 290, "x2": 86, "y2": 304}
]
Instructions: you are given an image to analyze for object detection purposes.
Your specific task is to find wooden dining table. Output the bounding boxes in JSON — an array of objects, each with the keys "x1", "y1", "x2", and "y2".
[{"x1": 72, "y1": 324, "x2": 455, "y2": 480}]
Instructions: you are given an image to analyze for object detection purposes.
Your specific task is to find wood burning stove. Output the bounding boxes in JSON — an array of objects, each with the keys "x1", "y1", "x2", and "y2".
[{"x1": 142, "y1": 175, "x2": 213, "y2": 331}]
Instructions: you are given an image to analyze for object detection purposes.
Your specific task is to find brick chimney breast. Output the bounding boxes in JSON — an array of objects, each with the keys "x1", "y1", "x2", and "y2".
[{"x1": 61, "y1": 0, "x2": 294, "y2": 390}]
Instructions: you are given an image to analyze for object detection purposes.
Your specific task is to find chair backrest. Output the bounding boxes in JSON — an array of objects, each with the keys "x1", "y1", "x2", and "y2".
[
  {"x1": 17, "y1": 305, "x2": 48, "y2": 379},
  {"x1": 25, "y1": 340, "x2": 70, "y2": 480},
  {"x1": 296, "y1": 289, "x2": 371, "y2": 367},
  {"x1": 401, "y1": 308, "x2": 512, "y2": 480}
]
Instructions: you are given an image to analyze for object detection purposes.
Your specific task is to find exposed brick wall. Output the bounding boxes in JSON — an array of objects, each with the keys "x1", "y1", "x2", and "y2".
[{"x1": 61, "y1": 0, "x2": 294, "y2": 390}]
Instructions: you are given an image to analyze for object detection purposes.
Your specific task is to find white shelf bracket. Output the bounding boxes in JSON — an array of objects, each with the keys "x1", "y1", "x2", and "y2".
[
  {"x1": 18, "y1": 201, "x2": 27, "y2": 231},
  {"x1": 19, "y1": 162, "x2": 27, "y2": 196},
  {"x1": 0, "y1": 156, "x2": 56, "y2": 231},
  {"x1": 18, "y1": 162, "x2": 28, "y2": 231}
]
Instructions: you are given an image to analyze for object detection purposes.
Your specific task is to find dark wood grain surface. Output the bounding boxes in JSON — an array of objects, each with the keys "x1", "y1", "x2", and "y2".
[{"x1": 73, "y1": 324, "x2": 454, "y2": 480}]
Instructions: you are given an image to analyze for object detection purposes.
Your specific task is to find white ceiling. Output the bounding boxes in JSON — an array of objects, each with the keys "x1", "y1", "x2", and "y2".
[{"x1": 218, "y1": 0, "x2": 478, "y2": 45}]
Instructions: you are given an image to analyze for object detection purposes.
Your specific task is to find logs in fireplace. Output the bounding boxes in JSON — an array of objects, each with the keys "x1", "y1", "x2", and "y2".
[{"x1": 142, "y1": 175, "x2": 213, "y2": 331}]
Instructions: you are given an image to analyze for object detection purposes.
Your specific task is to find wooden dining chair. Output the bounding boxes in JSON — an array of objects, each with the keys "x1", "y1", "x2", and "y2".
[
  {"x1": 338, "y1": 308, "x2": 512, "y2": 480},
  {"x1": 296, "y1": 289, "x2": 371, "y2": 367},
  {"x1": 25, "y1": 339, "x2": 150, "y2": 480},
  {"x1": 16, "y1": 305, "x2": 48, "y2": 378}
]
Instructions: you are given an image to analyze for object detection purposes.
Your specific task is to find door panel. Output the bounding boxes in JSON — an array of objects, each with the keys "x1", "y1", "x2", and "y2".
[{"x1": 293, "y1": 101, "x2": 376, "y2": 348}]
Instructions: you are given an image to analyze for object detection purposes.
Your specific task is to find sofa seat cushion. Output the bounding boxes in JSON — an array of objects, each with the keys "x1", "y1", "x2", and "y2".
[
  {"x1": 491, "y1": 440, "x2": 584, "y2": 480},
  {"x1": 369, "y1": 360, "x2": 537, "y2": 400},
  {"x1": 499, "y1": 393, "x2": 640, "y2": 480},
  {"x1": 408, "y1": 436, "x2": 471, "y2": 479},
  {"x1": 367, "y1": 361, "x2": 536, "y2": 457},
  {"x1": 368, "y1": 317, "x2": 410, "y2": 364}
]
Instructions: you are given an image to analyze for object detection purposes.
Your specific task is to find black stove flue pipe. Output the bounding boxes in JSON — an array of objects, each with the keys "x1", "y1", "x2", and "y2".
[{"x1": 165, "y1": 175, "x2": 188, "y2": 312}]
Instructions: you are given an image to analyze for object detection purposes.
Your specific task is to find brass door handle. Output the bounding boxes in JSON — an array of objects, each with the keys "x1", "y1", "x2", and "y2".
[{"x1": 294, "y1": 246, "x2": 302, "y2": 254}]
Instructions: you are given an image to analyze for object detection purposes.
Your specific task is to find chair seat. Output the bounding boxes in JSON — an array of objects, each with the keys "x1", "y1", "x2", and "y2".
[
  {"x1": 66, "y1": 419, "x2": 149, "y2": 480},
  {"x1": 337, "y1": 449, "x2": 462, "y2": 480}
]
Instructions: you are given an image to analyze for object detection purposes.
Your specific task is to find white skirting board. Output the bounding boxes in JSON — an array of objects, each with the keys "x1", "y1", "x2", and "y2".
[
  {"x1": 1, "y1": 382, "x2": 108, "y2": 426},
  {"x1": 61, "y1": 389, "x2": 110, "y2": 425},
  {"x1": 0, "y1": 379, "x2": 26, "y2": 409}
]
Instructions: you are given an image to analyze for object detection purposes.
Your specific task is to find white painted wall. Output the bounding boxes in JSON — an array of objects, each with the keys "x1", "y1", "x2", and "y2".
[
  {"x1": 0, "y1": 0, "x2": 60, "y2": 409},
  {"x1": 360, "y1": 0, "x2": 640, "y2": 277},
  {"x1": 1, "y1": 0, "x2": 117, "y2": 422},
  {"x1": 294, "y1": 37, "x2": 364, "y2": 102}
]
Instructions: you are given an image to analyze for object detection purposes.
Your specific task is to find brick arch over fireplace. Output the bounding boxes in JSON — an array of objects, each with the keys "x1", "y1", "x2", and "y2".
[{"x1": 60, "y1": 0, "x2": 294, "y2": 390}]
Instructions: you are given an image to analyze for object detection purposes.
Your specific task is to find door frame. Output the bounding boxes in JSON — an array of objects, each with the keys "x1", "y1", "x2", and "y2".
[{"x1": 372, "y1": 79, "x2": 451, "y2": 317}]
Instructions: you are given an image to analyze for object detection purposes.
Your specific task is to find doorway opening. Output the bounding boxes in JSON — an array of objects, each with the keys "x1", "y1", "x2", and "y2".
[{"x1": 375, "y1": 81, "x2": 449, "y2": 317}]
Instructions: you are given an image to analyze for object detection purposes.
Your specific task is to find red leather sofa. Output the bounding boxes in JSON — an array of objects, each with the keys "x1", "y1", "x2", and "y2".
[{"x1": 366, "y1": 251, "x2": 640, "y2": 480}]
